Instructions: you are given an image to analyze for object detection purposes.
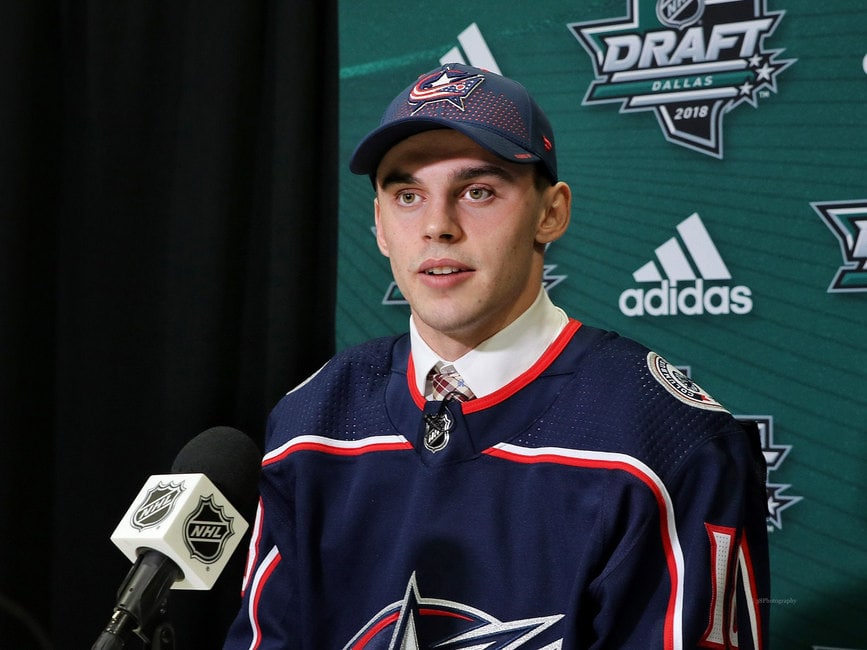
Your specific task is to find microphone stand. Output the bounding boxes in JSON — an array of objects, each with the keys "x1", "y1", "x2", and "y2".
[
  {"x1": 149, "y1": 620, "x2": 176, "y2": 650},
  {"x1": 92, "y1": 551, "x2": 180, "y2": 650}
]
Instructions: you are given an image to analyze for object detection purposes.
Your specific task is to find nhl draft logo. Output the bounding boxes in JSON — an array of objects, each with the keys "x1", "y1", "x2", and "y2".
[
  {"x1": 130, "y1": 480, "x2": 185, "y2": 530},
  {"x1": 812, "y1": 199, "x2": 867, "y2": 292},
  {"x1": 569, "y1": 0, "x2": 795, "y2": 157},
  {"x1": 345, "y1": 573, "x2": 564, "y2": 648},
  {"x1": 407, "y1": 66, "x2": 485, "y2": 114},
  {"x1": 183, "y1": 495, "x2": 235, "y2": 564}
]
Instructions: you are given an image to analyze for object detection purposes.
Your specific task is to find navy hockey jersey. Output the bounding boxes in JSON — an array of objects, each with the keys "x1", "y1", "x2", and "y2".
[{"x1": 223, "y1": 320, "x2": 770, "y2": 649}]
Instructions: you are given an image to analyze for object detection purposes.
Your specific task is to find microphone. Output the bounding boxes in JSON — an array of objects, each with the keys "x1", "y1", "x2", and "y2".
[{"x1": 92, "y1": 426, "x2": 261, "y2": 650}]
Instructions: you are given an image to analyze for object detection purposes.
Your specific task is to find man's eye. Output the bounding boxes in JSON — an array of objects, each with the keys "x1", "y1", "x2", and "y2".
[
  {"x1": 465, "y1": 187, "x2": 492, "y2": 201},
  {"x1": 397, "y1": 192, "x2": 417, "y2": 205}
]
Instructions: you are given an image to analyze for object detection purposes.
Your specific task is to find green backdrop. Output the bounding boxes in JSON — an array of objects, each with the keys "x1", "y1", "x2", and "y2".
[{"x1": 337, "y1": 2, "x2": 866, "y2": 647}]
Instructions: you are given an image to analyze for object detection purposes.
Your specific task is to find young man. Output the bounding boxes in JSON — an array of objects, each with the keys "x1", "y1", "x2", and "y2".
[{"x1": 224, "y1": 64, "x2": 770, "y2": 649}]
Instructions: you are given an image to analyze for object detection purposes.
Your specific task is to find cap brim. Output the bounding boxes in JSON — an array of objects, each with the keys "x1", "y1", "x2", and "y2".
[{"x1": 349, "y1": 117, "x2": 541, "y2": 178}]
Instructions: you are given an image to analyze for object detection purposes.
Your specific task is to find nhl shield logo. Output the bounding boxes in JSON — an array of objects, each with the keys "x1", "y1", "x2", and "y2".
[
  {"x1": 657, "y1": 0, "x2": 704, "y2": 27},
  {"x1": 423, "y1": 404, "x2": 455, "y2": 453},
  {"x1": 131, "y1": 480, "x2": 186, "y2": 530},
  {"x1": 183, "y1": 495, "x2": 235, "y2": 564}
]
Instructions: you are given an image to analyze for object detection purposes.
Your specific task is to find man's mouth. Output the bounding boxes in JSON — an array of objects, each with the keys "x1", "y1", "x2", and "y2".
[{"x1": 425, "y1": 266, "x2": 464, "y2": 276}]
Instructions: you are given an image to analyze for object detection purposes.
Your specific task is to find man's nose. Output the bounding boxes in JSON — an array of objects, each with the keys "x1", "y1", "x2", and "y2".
[{"x1": 423, "y1": 201, "x2": 462, "y2": 242}]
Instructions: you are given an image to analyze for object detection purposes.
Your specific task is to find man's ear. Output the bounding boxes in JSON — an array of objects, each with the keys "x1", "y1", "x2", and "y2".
[
  {"x1": 536, "y1": 181, "x2": 572, "y2": 245},
  {"x1": 374, "y1": 197, "x2": 389, "y2": 257}
]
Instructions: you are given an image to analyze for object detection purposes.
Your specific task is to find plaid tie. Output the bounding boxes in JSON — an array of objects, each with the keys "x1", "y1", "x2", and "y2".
[{"x1": 429, "y1": 363, "x2": 476, "y2": 402}]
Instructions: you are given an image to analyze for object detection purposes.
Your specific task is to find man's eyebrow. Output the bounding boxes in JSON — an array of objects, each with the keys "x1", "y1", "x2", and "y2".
[
  {"x1": 378, "y1": 171, "x2": 417, "y2": 189},
  {"x1": 377, "y1": 163, "x2": 519, "y2": 190},
  {"x1": 452, "y1": 164, "x2": 517, "y2": 184}
]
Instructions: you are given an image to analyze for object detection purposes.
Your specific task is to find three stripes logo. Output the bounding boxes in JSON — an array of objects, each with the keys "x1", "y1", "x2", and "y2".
[
  {"x1": 619, "y1": 213, "x2": 753, "y2": 316},
  {"x1": 439, "y1": 23, "x2": 501, "y2": 74}
]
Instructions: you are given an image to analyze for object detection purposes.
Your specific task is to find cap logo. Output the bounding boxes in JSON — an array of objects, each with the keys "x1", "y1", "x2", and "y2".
[{"x1": 407, "y1": 67, "x2": 485, "y2": 115}]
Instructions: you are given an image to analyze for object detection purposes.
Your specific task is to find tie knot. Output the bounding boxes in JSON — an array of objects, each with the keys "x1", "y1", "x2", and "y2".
[{"x1": 429, "y1": 363, "x2": 475, "y2": 402}]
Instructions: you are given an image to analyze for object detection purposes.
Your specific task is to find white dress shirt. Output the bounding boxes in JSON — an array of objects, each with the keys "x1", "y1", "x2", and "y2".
[{"x1": 410, "y1": 287, "x2": 569, "y2": 399}]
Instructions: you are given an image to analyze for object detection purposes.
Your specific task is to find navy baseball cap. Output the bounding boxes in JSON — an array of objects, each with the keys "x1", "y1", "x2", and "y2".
[{"x1": 349, "y1": 63, "x2": 558, "y2": 184}]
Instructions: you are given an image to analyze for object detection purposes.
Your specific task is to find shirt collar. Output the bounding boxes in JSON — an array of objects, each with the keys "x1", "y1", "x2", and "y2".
[{"x1": 410, "y1": 287, "x2": 568, "y2": 398}]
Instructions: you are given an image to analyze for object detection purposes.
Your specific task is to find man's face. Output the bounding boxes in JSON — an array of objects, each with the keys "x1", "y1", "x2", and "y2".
[{"x1": 373, "y1": 129, "x2": 569, "y2": 359}]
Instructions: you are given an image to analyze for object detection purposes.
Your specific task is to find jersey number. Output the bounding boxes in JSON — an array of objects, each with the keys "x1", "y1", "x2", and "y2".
[{"x1": 700, "y1": 524, "x2": 762, "y2": 649}]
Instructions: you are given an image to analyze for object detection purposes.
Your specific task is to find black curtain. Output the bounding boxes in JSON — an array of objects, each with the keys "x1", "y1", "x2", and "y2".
[{"x1": 1, "y1": 1, "x2": 337, "y2": 648}]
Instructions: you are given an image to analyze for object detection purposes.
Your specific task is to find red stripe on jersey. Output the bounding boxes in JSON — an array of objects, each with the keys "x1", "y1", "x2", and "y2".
[
  {"x1": 249, "y1": 546, "x2": 282, "y2": 650},
  {"x1": 241, "y1": 497, "x2": 265, "y2": 597},
  {"x1": 349, "y1": 611, "x2": 400, "y2": 649},
  {"x1": 484, "y1": 443, "x2": 685, "y2": 650},
  {"x1": 349, "y1": 608, "x2": 475, "y2": 649},
  {"x1": 738, "y1": 532, "x2": 764, "y2": 650}
]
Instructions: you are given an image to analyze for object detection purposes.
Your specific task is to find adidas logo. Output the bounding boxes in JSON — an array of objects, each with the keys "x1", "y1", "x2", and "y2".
[
  {"x1": 619, "y1": 213, "x2": 753, "y2": 317},
  {"x1": 440, "y1": 23, "x2": 501, "y2": 73}
]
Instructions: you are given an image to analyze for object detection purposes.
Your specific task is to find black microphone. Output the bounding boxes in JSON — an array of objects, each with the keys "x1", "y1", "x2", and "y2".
[{"x1": 92, "y1": 426, "x2": 261, "y2": 650}]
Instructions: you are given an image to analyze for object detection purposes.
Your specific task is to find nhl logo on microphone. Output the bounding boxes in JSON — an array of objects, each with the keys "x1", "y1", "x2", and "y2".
[
  {"x1": 131, "y1": 481, "x2": 186, "y2": 530},
  {"x1": 183, "y1": 495, "x2": 235, "y2": 564},
  {"x1": 111, "y1": 473, "x2": 249, "y2": 590}
]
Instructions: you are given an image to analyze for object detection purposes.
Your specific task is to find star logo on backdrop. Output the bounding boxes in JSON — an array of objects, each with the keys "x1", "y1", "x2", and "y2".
[
  {"x1": 737, "y1": 415, "x2": 802, "y2": 530},
  {"x1": 766, "y1": 484, "x2": 802, "y2": 530},
  {"x1": 812, "y1": 199, "x2": 867, "y2": 292}
]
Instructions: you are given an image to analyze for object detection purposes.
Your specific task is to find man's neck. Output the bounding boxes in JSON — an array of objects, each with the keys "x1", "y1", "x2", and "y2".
[
  {"x1": 411, "y1": 330, "x2": 479, "y2": 362},
  {"x1": 408, "y1": 288, "x2": 568, "y2": 399}
]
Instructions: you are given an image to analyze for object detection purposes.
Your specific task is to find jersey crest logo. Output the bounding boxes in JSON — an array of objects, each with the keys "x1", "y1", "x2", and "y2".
[
  {"x1": 407, "y1": 67, "x2": 485, "y2": 114},
  {"x1": 130, "y1": 480, "x2": 185, "y2": 530},
  {"x1": 345, "y1": 573, "x2": 564, "y2": 649},
  {"x1": 568, "y1": 0, "x2": 795, "y2": 158},
  {"x1": 812, "y1": 199, "x2": 867, "y2": 292},
  {"x1": 182, "y1": 494, "x2": 236, "y2": 564},
  {"x1": 647, "y1": 351, "x2": 727, "y2": 411}
]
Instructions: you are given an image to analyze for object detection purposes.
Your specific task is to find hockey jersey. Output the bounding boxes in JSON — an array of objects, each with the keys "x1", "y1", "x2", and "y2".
[{"x1": 223, "y1": 320, "x2": 770, "y2": 649}]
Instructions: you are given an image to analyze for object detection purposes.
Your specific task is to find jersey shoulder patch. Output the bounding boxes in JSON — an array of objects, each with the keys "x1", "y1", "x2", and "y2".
[{"x1": 646, "y1": 351, "x2": 728, "y2": 412}]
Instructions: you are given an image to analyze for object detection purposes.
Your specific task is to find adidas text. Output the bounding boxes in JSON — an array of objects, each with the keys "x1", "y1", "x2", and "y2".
[{"x1": 619, "y1": 279, "x2": 753, "y2": 317}]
